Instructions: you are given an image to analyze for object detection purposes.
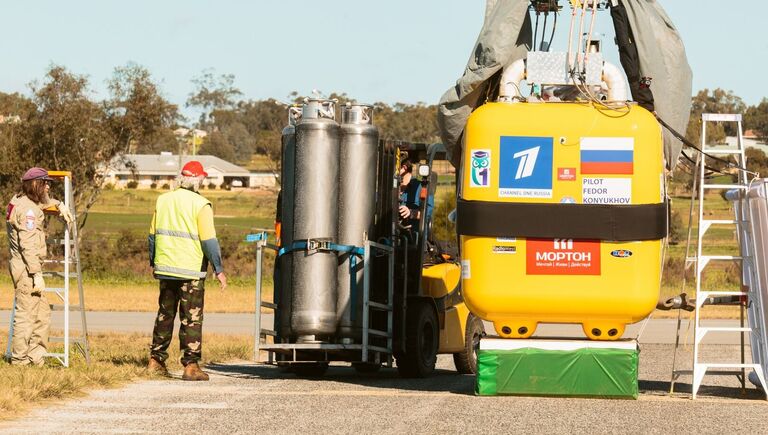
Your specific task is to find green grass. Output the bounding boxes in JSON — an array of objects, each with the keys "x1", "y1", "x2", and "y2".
[
  {"x1": 91, "y1": 189, "x2": 277, "y2": 221},
  {"x1": 83, "y1": 212, "x2": 272, "y2": 233}
]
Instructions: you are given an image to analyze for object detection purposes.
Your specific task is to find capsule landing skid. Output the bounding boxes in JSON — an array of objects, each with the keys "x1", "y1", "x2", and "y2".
[{"x1": 493, "y1": 320, "x2": 627, "y2": 341}]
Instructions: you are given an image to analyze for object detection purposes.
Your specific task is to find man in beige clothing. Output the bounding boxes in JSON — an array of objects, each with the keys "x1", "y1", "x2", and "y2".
[{"x1": 5, "y1": 167, "x2": 72, "y2": 365}]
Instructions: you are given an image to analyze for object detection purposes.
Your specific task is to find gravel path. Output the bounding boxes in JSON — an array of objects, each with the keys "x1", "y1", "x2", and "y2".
[{"x1": 3, "y1": 344, "x2": 767, "y2": 434}]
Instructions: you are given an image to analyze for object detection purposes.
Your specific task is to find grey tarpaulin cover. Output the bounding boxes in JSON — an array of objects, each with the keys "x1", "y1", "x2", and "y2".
[{"x1": 437, "y1": 0, "x2": 692, "y2": 170}]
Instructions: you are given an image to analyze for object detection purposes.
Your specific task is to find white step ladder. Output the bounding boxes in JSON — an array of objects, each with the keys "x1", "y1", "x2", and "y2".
[
  {"x1": 5, "y1": 171, "x2": 90, "y2": 367},
  {"x1": 671, "y1": 113, "x2": 768, "y2": 399}
]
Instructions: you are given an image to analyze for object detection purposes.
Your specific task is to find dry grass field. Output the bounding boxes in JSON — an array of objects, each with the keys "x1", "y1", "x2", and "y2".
[{"x1": 0, "y1": 330, "x2": 252, "y2": 417}]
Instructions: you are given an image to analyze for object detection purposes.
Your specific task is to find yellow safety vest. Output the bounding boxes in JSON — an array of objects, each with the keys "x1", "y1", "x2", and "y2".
[{"x1": 153, "y1": 188, "x2": 211, "y2": 279}]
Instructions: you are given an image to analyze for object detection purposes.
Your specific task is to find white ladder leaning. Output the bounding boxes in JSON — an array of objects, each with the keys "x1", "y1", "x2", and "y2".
[
  {"x1": 671, "y1": 113, "x2": 768, "y2": 399},
  {"x1": 5, "y1": 171, "x2": 90, "y2": 367}
]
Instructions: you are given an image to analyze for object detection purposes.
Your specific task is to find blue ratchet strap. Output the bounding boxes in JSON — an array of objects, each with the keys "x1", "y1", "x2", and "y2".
[{"x1": 278, "y1": 239, "x2": 364, "y2": 257}]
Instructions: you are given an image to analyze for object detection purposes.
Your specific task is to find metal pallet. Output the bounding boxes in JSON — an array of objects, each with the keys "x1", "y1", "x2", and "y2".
[
  {"x1": 248, "y1": 232, "x2": 394, "y2": 366},
  {"x1": 671, "y1": 113, "x2": 767, "y2": 399},
  {"x1": 5, "y1": 171, "x2": 90, "y2": 367}
]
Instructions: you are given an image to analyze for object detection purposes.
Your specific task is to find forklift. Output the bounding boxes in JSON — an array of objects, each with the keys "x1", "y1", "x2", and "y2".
[{"x1": 252, "y1": 140, "x2": 484, "y2": 377}]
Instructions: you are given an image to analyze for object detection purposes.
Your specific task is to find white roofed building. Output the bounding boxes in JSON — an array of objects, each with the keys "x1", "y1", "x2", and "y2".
[{"x1": 103, "y1": 152, "x2": 277, "y2": 189}]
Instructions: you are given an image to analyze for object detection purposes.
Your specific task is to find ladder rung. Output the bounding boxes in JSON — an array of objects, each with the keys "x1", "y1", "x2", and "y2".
[
  {"x1": 368, "y1": 301, "x2": 393, "y2": 311},
  {"x1": 50, "y1": 304, "x2": 83, "y2": 311},
  {"x1": 699, "y1": 327, "x2": 752, "y2": 333},
  {"x1": 46, "y1": 238, "x2": 75, "y2": 245},
  {"x1": 698, "y1": 291, "x2": 746, "y2": 298},
  {"x1": 43, "y1": 272, "x2": 79, "y2": 279},
  {"x1": 43, "y1": 287, "x2": 66, "y2": 293},
  {"x1": 49, "y1": 337, "x2": 87, "y2": 344},
  {"x1": 700, "y1": 219, "x2": 736, "y2": 225},
  {"x1": 702, "y1": 113, "x2": 742, "y2": 122},
  {"x1": 700, "y1": 255, "x2": 741, "y2": 261},
  {"x1": 260, "y1": 302, "x2": 277, "y2": 310},
  {"x1": 259, "y1": 329, "x2": 276, "y2": 337},
  {"x1": 702, "y1": 184, "x2": 748, "y2": 190},
  {"x1": 367, "y1": 329, "x2": 391, "y2": 338},
  {"x1": 698, "y1": 363, "x2": 756, "y2": 369},
  {"x1": 702, "y1": 149, "x2": 742, "y2": 155}
]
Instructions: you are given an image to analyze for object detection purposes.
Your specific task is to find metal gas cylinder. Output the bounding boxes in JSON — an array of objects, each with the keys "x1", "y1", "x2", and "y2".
[
  {"x1": 336, "y1": 104, "x2": 379, "y2": 340},
  {"x1": 290, "y1": 98, "x2": 340, "y2": 342},
  {"x1": 277, "y1": 104, "x2": 301, "y2": 341}
]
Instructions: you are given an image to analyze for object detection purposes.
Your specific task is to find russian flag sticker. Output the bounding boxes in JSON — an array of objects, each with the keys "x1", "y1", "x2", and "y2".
[{"x1": 580, "y1": 137, "x2": 634, "y2": 175}]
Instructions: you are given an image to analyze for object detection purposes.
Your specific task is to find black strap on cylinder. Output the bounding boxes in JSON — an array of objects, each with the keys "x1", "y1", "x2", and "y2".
[{"x1": 457, "y1": 198, "x2": 668, "y2": 241}]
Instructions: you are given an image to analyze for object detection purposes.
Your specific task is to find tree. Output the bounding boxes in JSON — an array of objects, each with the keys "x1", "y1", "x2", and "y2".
[
  {"x1": 375, "y1": 102, "x2": 440, "y2": 143},
  {"x1": 187, "y1": 69, "x2": 242, "y2": 127},
  {"x1": 199, "y1": 131, "x2": 236, "y2": 162},
  {"x1": 24, "y1": 65, "x2": 123, "y2": 231},
  {"x1": 745, "y1": 98, "x2": 768, "y2": 141},
  {"x1": 685, "y1": 88, "x2": 746, "y2": 147},
  {"x1": 0, "y1": 92, "x2": 36, "y2": 200},
  {"x1": 746, "y1": 147, "x2": 768, "y2": 178},
  {"x1": 106, "y1": 63, "x2": 181, "y2": 154}
]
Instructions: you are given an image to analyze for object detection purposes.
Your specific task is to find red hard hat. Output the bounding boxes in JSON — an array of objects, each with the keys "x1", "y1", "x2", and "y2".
[{"x1": 181, "y1": 161, "x2": 208, "y2": 177}]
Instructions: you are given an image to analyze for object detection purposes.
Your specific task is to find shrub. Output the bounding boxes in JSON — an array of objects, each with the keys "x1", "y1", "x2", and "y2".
[
  {"x1": 161, "y1": 183, "x2": 171, "y2": 190},
  {"x1": 126, "y1": 180, "x2": 139, "y2": 189},
  {"x1": 102, "y1": 182, "x2": 115, "y2": 191},
  {"x1": 668, "y1": 209, "x2": 684, "y2": 245},
  {"x1": 150, "y1": 182, "x2": 157, "y2": 189}
]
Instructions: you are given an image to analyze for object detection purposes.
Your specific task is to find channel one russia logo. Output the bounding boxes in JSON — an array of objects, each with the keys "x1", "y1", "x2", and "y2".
[{"x1": 499, "y1": 136, "x2": 553, "y2": 198}]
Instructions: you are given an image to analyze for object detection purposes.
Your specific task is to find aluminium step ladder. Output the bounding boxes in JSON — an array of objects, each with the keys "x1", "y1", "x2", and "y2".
[
  {"x1": 5, "y1": 171, "x2": 90, "y2": 367},
  {"x1": 671, "y1": 113, "x2": 767, "y2": 399}
]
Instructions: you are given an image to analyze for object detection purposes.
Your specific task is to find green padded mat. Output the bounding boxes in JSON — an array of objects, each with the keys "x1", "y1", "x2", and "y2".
[{"x1": 476, "y1": 345, "x2": 639, "y2": 398}]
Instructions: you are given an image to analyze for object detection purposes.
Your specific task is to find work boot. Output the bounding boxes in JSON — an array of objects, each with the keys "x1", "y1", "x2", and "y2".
[
  {"x1": 182, "y1": 362, "x2": 209, "y2": 381},
  {"x1": 147, "y1": 357, "x2": 170, "y2": 376}
]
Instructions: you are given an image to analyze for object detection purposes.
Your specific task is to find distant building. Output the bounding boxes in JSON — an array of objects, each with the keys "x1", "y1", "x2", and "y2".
[
  {"x1": 726, "y1": 130, "x2": 768, "y2": 154},
  {"x1": 103, "y1": 153, "x2": 277, "y2": 189}
]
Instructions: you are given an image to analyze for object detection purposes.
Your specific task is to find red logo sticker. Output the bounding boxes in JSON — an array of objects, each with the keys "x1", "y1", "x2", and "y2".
[
  {"x1": 526, "y1": 238, "x2": 601, "y2": 275},
  {"x1": 558, "y1": 168, "x2": 576, "y2": 181},
  {"x1": 5, "y1": 203, "x2": 13, "y2": 221}
]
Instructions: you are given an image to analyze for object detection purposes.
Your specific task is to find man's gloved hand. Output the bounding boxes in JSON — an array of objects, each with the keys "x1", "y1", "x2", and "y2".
[
  {"x1": 32, "y1": 273, "x2": 46, "y2": 291},
  {"x1": 57, "y1": 203, "x2": 74, "y2": 227}
]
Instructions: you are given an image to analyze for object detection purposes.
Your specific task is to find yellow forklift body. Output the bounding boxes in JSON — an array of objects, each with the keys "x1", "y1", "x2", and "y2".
[
  {"x1": 460, "y1": 102, "x2": 664, "y2": 340},
  {"x1": 422, "y1": 262, "x2": 470, "y2": 353}
]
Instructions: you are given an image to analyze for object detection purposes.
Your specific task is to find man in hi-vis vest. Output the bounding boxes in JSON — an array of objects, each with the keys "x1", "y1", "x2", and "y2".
[{"x1": 147, "y1": 161, "x2": 227, "y2": 381}]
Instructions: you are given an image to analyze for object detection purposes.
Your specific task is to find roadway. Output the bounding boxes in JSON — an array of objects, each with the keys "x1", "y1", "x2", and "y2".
[
  {"x1": 0, "y1": 310, "x2": 750, "y2": 344},
  {"x1": 2, "y1": 311, "x2": 767, "y2": 433}
]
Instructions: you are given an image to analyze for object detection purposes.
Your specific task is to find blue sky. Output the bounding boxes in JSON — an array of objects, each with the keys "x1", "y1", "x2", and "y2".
[{"x1": 0, "y1": 0, "x2": 764, "y2": 118}]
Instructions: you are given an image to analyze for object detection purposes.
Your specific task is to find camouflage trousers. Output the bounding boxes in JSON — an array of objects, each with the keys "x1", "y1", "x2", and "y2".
[{"x1": 150, "y1": 279, "x2": 205, "y2": 366}]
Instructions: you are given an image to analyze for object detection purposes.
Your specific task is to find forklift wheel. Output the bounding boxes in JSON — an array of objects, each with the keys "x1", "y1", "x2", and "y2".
[
  {"x1": 352, "y1": 362, "x2": 381, "y2": 374},
  {"x1": 292, "y1": 362, "x2": 329, "y2": 377},
  {"x1": 453, "y1": 313, "x2": 485, "y2": 375},
  {"x1": 396, "y1": 301, "x2": 438, "y2": 378}
]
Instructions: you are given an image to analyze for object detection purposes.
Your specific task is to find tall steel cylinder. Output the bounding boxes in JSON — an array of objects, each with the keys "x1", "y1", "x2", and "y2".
[
  {"x1": 290, "y1": 99, "x2": 340, "y2": 342},
  {"x1": 278, "y1": 105, "x2": 301, "y2": 341},
  {"x1": 336, "y1": 104, "x2": 379, "y2": 340}
]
